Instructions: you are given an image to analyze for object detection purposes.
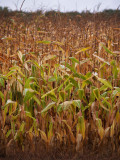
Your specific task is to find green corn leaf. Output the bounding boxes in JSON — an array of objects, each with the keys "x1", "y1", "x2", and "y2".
[
  {"x1": 41, "y1": 102, "x2": 56, "y2": 114},
  {"x1": 27, "y1": 60, "x2": 40, "y2": 69},
  {"x1": 100, "y1": 85, "x2": 108, "y2": 91},
  {"x1": 97, "y1": 77, "x2": 112, "y2": 89},
  {"x1": 59, "y1": 91, "x2": 66, "y2": 102},
  {"x1": 112, "y1": 90, "x2": 118, "y2": 98},
  {"x1": 57, "y1": 75, "x2": 72, "y2": 92},
  {"x1": 6, "y1": 70, "x2": 16, "y2": 78},
  {"x1": 101, "y1": 92, "x2": 107, "y2": 98},
  {"x1": 33, "y1": 95, "x2": 40, "y2": 106},
  {"x1": 25, "y1": 77, "x2": 37, "y2": 88},
  {"x1": 41, "y1": 87, "x2": 57, "y2": 99},
  {"x1": 93, "y1": 88, "x2": 100, "y2": 100},
  {"x1": 58, "y1": 100, "x2": 81, "y2": 112},
  {"x1": 49, "y1": 94, "x2": 57, "y2": 102},
  {"x1": 78, "y1": 89, "x2": 84, "y2": 100},
  {"x1": 102, "y1": 45, "x2": 114, "y2": 55},
  {"x1": 69, "y1": 57, "x2": 79, "y2": 64},
  {"x1": 0, "y1": 91, "x2": 4, "y2": 100},
  {"x1": 101, "y1": 97, "x2": 112, "y2": 110},
  {"x1": 6, "y1": 129, "x2": 12, "y2": 138},
  {"x1": 73, "y1": 100, "x2": 81, "y2": 109},
  {"x1": 25, "y1": 111, "x2": 36, "y2": 121},
  {"x1": 70, "y1": 77, "x2": 78, "y2": 88},
  {"x1": 24, "y1": 90, "x2": 35, "y2": 103},
  {"x1": 36, "y1": 40, "x2": 51, "y2": 44},
  {"x1": 62, "y1": 62, "x2": 76, "y2": 73},
  {"x1": 0, "y1": 78, "x2": 5, "y2": 87},
  {"x1": 48, "y1": 76, "x2": 56, "y2": 82},
  {"x1": 65, "y1": 83, "x2": 73, "y2": 91},
  {"x1": 114, "y1": 87, "x2": 120, "y2": 92}
]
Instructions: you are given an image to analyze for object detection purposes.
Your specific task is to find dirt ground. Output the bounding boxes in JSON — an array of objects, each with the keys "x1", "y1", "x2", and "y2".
[{"x1": 0, "y1": 144, "x2": 120, "y2": 160}]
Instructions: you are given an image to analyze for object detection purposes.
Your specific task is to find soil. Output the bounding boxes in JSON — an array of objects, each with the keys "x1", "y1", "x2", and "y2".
[{"x1": 0, "y1": 143, "x2": 120, "y2": 160}]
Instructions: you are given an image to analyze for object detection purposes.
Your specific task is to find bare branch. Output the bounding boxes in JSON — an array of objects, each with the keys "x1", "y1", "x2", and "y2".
[{"x1": 20, "y1": 0, "x2": 26, "y2": 11}]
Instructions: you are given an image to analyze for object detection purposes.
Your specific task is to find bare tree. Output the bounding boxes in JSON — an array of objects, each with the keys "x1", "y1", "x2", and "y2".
[
  {"x1": 20, "y1": 0, "x2": 26, "y2": 11},
  {"x1": 13, "y1": 0, "x2": 20, "y2": 10}
]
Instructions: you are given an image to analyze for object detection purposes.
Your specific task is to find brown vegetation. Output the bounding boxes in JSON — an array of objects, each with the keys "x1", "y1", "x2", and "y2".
[{"x1": 0, "y1": 9, "x2": 120, "y2": 159}]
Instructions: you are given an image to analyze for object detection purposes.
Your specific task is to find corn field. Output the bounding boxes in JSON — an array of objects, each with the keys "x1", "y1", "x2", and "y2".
[{"x1": 0, "y1": 11, "x2": 120, "y2": 155}]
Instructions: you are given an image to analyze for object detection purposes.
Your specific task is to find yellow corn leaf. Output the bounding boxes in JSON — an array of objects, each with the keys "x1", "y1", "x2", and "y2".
[
  {"x1": 62, "y1": 120, "x2": 76, "y2": 144},
  {"x1": 110, "y1": 120, "x2": 115, "y2": 138},
  {"x1": 48, "y1": 122, "x2": 53, "y2": 144},
  {"x1": 18, "y1": 51, "x2": 23, "y2": 64},
  {"x1": 98, "y1": 127, "x2": 104, "y2": 140},
  {"x1": 75, "y1": 47, "x2": 91, "y2": 55},
  {"x1": 78, "y1": 116, "x2": 86, "y2": 140},
  {"x1": 39, "y1": 130, "x2": 48, "y2": 143}
]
